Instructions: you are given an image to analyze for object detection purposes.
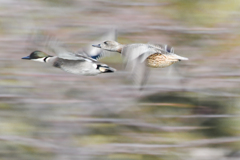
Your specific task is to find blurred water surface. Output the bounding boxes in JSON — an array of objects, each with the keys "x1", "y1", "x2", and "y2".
[{"x1": 0, "y1": 0, "x2": 240, "y2": 160}]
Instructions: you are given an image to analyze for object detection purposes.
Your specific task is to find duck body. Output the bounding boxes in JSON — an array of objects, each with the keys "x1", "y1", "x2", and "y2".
[
  {"x1": 92, "y1": 40, "x2": 188, "y2": 89},
  {"x1": 22, "y1": 50, "x2": 115, "y2": 76},
  {"x1": 93, "y1": 41, "x2": 188, "y2": 68},
  {"x1": 22, "y1": 30, "x2": 117, "y2": 76},
  {"x1": 51, "y1": 57, "x2": 101, "y2": 75},
  {"x1": 121, "y1": 43, "x2": 188, "y2": 67},
  {"x1": 146, "y1": 53, "x2": 176, "y2": 68}
]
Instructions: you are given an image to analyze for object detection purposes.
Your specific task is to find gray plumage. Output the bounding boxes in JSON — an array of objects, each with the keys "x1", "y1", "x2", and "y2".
[
  {"x1": 51, "y1": 55, "x2": 114, "y2": 76},
  {"x1": 22, "y1": 32, "x2": 117, "y2": 76}
]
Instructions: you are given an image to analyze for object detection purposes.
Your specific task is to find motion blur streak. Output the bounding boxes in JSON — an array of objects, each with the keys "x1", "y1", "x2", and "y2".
[{"x1": 0, "y1": 0, "x2": 240, "y2": 160}]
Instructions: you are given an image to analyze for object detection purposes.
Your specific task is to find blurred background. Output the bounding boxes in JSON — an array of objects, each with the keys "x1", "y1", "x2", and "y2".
[{"x1": 1, "y1": 0, "x2": 240, "y2": 159}]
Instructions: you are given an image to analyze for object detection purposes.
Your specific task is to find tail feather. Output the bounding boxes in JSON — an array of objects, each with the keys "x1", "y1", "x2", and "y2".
[
  {"x1": 103, "y1": 66, "x2": 116, "y2": 73},
  {"x1": 97, "y1": 64, "x2": 116, "y2": 73},
  {"x1": 168, "y1": 54, "x2": 188, "y2": 61},
  {"x1": 178, "y1": 57, "x2": 188, "y2": 61},
  {"x1": 178, "y1": 56, "x2": 188, "y2": 60}
]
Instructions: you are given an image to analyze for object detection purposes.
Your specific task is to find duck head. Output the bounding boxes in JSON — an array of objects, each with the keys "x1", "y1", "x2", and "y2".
[
  {"x1": 92, "y1": 40, "x2": 123, "y2": 53},
  {"x1": 22, "y1": 51, "x2": 52, "y2": 62}
]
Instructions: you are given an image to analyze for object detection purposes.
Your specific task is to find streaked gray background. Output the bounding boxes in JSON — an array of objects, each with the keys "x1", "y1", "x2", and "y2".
[{"x1": 1, "y1": 0, "x2": 240, "y2": 160}]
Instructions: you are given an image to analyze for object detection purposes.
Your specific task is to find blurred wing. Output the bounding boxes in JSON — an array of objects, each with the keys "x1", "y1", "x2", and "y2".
[
  {"x1": 28, "y1": 32, "x2": 87, "y2": 61},
  {"x1": 83, "y1": 29, "x2": 118, "y2": 60},
  {"x1": 46, "y1": 39, "x2": 87, "y2": 60},
  {"x1": 122, "y1": 44, "x2": 161, "y2": 63},
  {"x1": 26, "y1": 30, "x2": 51, "y2": 53},
  {"x1": 148, "y1": 43, "x2": 174, "y2": 53},
  {"x1": 90, "y1": 49, "x2": 118, "y2": 60},
  {"x1": 75, "y1": 51, "x2": 98, "y2": 62},
  {"x1": 149, "y1": 43, "x2": 188, "y2": 60},
  {"x1": 125, "y1": 55, "x2": 150, "y2": 90}
]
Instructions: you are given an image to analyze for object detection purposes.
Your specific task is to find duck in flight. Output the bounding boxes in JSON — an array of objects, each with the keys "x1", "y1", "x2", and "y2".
[
  {"x1": 22, "y1": 50, "x2": 115, "y2": 76},
  {"x1": 92, "y1": 40, "x2": 188, "y2": 88},
  {"x1": 22, "y1": 30, "x2": 117, "y2": 76}
]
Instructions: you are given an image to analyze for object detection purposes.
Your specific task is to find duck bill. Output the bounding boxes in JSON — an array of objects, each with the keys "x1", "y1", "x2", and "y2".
[
  {"x1": 92, "y1": 44, "x2": 101, "y2": 48},
  {"x1": 21, "y1": 56, "x2": 31, "y2": 60}
]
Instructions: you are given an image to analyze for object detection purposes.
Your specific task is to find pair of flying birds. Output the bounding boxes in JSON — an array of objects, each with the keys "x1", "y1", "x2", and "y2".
[{"x1": 22, "y1": 32, "x2": 188, "y2": 88}]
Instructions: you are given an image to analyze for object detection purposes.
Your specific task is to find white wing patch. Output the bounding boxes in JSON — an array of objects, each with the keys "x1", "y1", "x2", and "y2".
[{"x1": 92, "y1": 63, "x2": 97, "y2": 69}]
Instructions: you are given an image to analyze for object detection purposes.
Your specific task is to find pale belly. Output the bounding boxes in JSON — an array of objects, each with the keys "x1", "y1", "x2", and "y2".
[
  {"x1": 146, "y1": 53, "x2": 176, "y2": 68},
  {"x1": 54, "y1": 59, "x2": 100, "y2": 75}
]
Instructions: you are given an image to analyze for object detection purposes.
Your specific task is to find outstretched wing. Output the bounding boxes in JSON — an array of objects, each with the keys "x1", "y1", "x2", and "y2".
[
  {"x1": 27, "y1": 31, "x2": 88, "y2": 61},
  {"x1": 46, "y1": 38, "x2": 89, "y2": 61},
  {"x1": 125, "y1": 55, "x2": 150, "y2": 90},
  {"x1": 148, "y1": 43, "x2": 188, "y2": 61},
  {"x1": 75, "y1": 50, "x2": 98, "y2": 62},
  {"x1": 149, "y1": 43, "x2": 174, "y2": 53}
]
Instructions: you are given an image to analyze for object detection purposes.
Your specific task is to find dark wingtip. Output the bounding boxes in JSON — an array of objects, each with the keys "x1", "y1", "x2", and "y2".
[
  {"x1": 91, "y1": 54, "x2": 101, "y2": 60},
  {"x1": 166, "y1": 45, "x2": 174, "y2": 53}
]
